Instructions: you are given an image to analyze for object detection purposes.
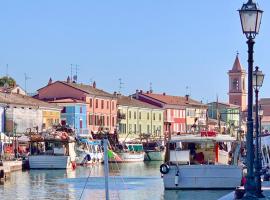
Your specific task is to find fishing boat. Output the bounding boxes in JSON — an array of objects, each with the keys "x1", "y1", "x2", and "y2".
[
  {"x1": 160, "y1": 131, "x2": 243, "y2": 190},
  {"x1": 110, "y1": 143, "x2": 145, "y2": 163},
  {"x1": 143, "y1": 140, "x2": 165, "y2": 161},
  {"x1": 29, "y1": 131, "x2": 77, "y2": 169},
  {"x1": 76, "y1": 137, "x2": 103, "y2": 165}
]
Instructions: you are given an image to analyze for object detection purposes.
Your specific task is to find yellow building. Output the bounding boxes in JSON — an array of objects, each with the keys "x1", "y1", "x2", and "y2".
[{"x1": 42, "y1": 109, "x2": 61, "y2": 130}]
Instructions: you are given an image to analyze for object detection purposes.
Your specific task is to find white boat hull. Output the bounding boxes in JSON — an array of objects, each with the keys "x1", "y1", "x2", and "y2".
[
  {"x1": 110, "y1": 152, "x2": 145, "y2": 162},
  {"x1": 163, "y1": 165, "x2": 242, "y2": 190},
  {"x1": 29, "y1": 155, "x2": 73, "y2": 169},
  {"x1": 144, "y1": 151, "x2": 165, "y2": 161}
]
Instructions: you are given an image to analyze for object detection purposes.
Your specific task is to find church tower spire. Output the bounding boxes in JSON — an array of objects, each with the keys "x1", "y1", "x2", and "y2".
[{"x1": 228, "y1": 53, "x2": 247, "y2": 111}]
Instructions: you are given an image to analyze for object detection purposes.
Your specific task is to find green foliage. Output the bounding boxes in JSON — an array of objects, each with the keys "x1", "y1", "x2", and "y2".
[{"x1": 0, "y1": 76, "x2": 16, "y2": 87}]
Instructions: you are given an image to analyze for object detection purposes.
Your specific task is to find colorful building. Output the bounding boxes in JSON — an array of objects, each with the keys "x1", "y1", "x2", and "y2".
[
  {"x1": 0, "y1": 92, "x2": 61, "y2": 135},
  {"x1": 36, "y1": 78, "x2": 117, "y2": 134},
  {"x1": 185, "y1": 96, "x2": 208, "y2": 133},
  {"x1": 259, "y1": 98, "x2": 270, "y2": 132},
  {"x1": 117, "y1": 95, "x2": 164, "y2": 141},
  {"x1": 49, "y1": 98, "x2": 87, "y2": 135},
  {"x1": 207, "y1": 102, "x2": 240, "y2": 135},
  {"x1": 134, "y1": 91, "x2": 207, "y2": 135}
]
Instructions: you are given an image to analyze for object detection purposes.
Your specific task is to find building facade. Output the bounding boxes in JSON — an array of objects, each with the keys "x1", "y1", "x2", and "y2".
[
  {"x1": 259, "y1": 98, "x2": 270, "y2": 132},
  {"x1": 36, "y1": 79, "x2": 117, "y2": 134},
  {"x1": 117, "y1": 95, "x2": 164, "y2": 141},
  {"x1": 228, "y1": 54, "x2": 247, "y2": 112},
  {"x1": 207, "y1": 102, "x2": 240, "y2": 135},
  {"x1": 0, "y1": 93, "x2": 61, "y2": 135},
  {"x1": 49, "y1": 98, "x2": 88, "y2": 135}
]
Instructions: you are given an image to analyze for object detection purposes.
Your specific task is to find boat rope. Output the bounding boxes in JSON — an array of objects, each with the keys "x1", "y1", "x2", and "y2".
[
  {"x1": 79, "y1": 165, "x2": 93, "y2": 200},
  {"x1": 111, "y1": 162, "x2": 121, "y2": 200},
  {"x1": 114, "y1": 159, "x2": 128, "y2": 191}
]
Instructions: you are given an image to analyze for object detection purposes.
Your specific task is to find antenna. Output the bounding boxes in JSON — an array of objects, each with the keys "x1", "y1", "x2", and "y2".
[
  {"x1": 118, "y1": 78, "x2": 124, "y2": 95},
  {"x1": 185, "y1": 86, "x2": 191, "y2": 96},
  {"x1": 149, "y1": 82, "x2": 153, "y2": 93},
  {"x1": 24, "y1": 73, "x2": 31, "y2": 94},
  {"x1": 70, "y1": 64, "x2": 73, "y2": 82},
  {"x1": 70, "y1": 64, "x2": 79, "y2": 83}
]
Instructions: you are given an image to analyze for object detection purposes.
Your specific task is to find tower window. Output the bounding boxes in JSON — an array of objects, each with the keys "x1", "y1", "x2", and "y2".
[{"x1": 232, "y1": 79, "x2": 239, "y2": 91}]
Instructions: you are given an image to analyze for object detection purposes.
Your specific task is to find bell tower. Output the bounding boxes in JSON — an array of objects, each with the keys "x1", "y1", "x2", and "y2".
[{"x1": 228, "y1": 53, "x2": 247, "y2": 111}]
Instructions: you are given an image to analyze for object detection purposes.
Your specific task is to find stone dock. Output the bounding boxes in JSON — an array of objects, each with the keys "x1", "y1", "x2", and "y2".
[{"x1": 0, "y1": 161, "x2": 23, "y2": 182}]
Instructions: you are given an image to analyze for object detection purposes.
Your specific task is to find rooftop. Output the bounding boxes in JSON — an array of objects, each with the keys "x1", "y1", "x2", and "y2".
[
  {"x1": 117, "y1": 95, "x2": 161, "y2": 109},
  {"x1": 59, "y1": 81, "x2": 115, "y2": 98},
  {"x1": 140, "y1": 92, "x2": 207, "y2": 107},
  {"x1": 0, "y1": 92, "x2": 60, "y2": 109}
]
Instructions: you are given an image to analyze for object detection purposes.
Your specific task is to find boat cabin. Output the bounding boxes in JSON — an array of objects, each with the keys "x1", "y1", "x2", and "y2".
[{"x1": 166, "y1": 134, "x2": 241, "y2": 166}]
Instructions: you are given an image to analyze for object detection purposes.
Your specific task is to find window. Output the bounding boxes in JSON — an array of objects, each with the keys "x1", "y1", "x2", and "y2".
[
  {"x1": 147, "y1": 113, "x2": 150, "y2": 120},
  {"x1": 90, "y1": 99, "x2": 93, "y2": 108},
  {"x1": 112, "y1": 101, "x2": 115, "y2": 110},
  {"x1": 107, "y1": 116, "x2": 110, "y2": 126},
  {"x1": 232, "y1": 79, "x2": 239, "y2": 91},
  {"x1": 159, "y1": 113, "x2": 162, "y2": 121},
  {"x1": 96, "y1": 99, "x2": 99, "y2": 108},
  {"x1": 89, "y1": 114, "x2": 94, "y2": 125},
  {"x1": 139, "y1": 112, "x2": 141, "y2": 120},
  {"x1": 147, "y1": 125, "x2": 150, "y2": 134},
  {"x1": 61, "y1": 107, "x2": 66, "y2": 113},
  {"x1": 119, "y1": 123, "x2": 126, "y2": 134},
  {"x1": 107, "y1": 101, "x2": 109, "y2": 109},
  {"x1": 129, "y1": 111, "x2": 132, "y2": 119},
  {"x1": 134, "y1": 112, "x2": 136, "y2": 119},
  {"x1": 101, "y1": 100, "x2": 104, "y2": 109},
  {"x1": 139, "y1": 124, "x2": 142, "y2": 133},
  {"x1": 134, "y1": 124, "x2": 137, "y2": 133},
  {"x1": 153, "y1": 113, "x2": 156, "y2": 121},
  {"x1": 153, "y1": 125, "x2": 156, "y2": 133},
  {"x1": 80, "y1": 107, "x2": 82, "y2": 113},
  {"x1": 112, "y1": 117, "x2": 115, "y2": 127},
  {"x1": 129, "y1": 124, "x2": 132, "y2": 133}
]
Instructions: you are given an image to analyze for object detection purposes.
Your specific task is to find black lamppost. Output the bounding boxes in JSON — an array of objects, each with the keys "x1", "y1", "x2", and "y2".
[
  {"x1": 253, "y1": 66, "x2": 265, "y2": 198},
  {"x1": 238, "y1": 0, "x2": 263, "y2": 198}
]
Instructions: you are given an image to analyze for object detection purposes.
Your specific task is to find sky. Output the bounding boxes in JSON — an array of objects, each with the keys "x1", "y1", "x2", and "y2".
[{"x1": 0, "y1": 1, "x2": 270, "y2": 103}]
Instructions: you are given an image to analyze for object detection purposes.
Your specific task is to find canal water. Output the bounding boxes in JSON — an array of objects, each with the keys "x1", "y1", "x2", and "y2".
[{"x1": 0, "y1": 162, "x2": 230, "y2": 200}]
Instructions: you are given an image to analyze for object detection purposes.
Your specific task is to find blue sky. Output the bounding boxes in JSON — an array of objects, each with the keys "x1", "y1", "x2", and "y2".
[{"x1": 0, "y1": 1, "x2": 269, "y2": 103}]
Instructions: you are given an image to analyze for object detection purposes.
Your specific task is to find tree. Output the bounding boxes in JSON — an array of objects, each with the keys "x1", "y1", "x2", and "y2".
[{"x1": 0, "y1": 76, "x2": 16, "y2": 87}]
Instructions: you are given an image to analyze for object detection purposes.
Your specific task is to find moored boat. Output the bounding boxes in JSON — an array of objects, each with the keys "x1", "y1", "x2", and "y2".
[
  {"x1": 29, "y1": 130, "x2": 76, "y2": 169},
  {"x1": 109, "y1": 143, "x2": 145, "y2": 163},
  {"x1": 161, "y1": 132, "x2": 243, "y2": 190},
  {"x1": 143, "y1": 141, "x2": 165, "y2": 161}
]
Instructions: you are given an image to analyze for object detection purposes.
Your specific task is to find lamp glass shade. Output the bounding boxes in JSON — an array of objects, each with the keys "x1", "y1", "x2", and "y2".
[
  {"x1": 259, "y1": 108, "x2": 264, "y2": 116},
  {"x1": 239, "y1": 2, "x2": 263, "y2": 38},
  {"x1": 253, "y1": 69, "x2": 265, "y2": 88}
]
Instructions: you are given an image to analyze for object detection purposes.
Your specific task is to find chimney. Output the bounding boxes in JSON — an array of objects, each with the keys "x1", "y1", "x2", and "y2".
[
  {"x1": 163, "y1": 92, "x2": 166, "y2": 96},
  {"x1": 93, "y1": 81, "x2": 96, "y2": 88},
  {"x1": 135, "y1": 90, "x2": 139, "y2": 99},
  {"x1": 113, "y1": 91, "x2": 117, "y2": 96},
  {"x1": 48, "y1": 77, "x2": 52, "y2": 85},
  {"x1": 147, "y1": 91, "x2": 150, "y2": 94},
  {"x1": 185, "y1": 94, "x2": 189, "y2": 101},
  {"x1": 67, "y1": 76, "x2": 71, "y2": 83},
  {"x1": 139, "y1": 90, "x2": 143, "y2": 94}
]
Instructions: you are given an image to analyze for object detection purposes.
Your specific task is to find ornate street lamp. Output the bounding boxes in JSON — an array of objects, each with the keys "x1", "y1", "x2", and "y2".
[
  {"x1": 253, "y1": 66, "x2": 265, "y2": 198},
  {"x1": 238, "y1": 0, "x2": 263, "y2": 198}
]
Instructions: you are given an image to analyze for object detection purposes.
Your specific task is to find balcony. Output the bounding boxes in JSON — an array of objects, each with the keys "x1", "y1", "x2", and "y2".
[{"x1": 75, "y1": 129, "x2": 90, "y2": 136}]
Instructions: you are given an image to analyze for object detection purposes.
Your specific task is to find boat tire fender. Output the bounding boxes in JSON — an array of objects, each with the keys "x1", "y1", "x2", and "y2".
[{"x1": 160, "y1": 164, "x2": 170, "y2": 175}]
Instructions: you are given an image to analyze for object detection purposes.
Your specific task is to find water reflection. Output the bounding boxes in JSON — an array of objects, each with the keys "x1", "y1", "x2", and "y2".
[{"x1": 0, "y1": 162, "x2": 230, "y2": 200}]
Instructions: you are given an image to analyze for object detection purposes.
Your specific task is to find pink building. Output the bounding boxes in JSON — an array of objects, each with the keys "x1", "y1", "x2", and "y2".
[
  {"x1": 134, "y1": 91, "x2": 187, "y2": 136},
  {"x1": 36, "y1": 78, "x2": 117, "y2": 134}
]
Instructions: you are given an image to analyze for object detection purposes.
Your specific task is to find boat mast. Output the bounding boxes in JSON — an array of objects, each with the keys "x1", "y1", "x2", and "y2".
[{"x1": 103, "y1": 131, "x2": 110, "y2": 200}]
